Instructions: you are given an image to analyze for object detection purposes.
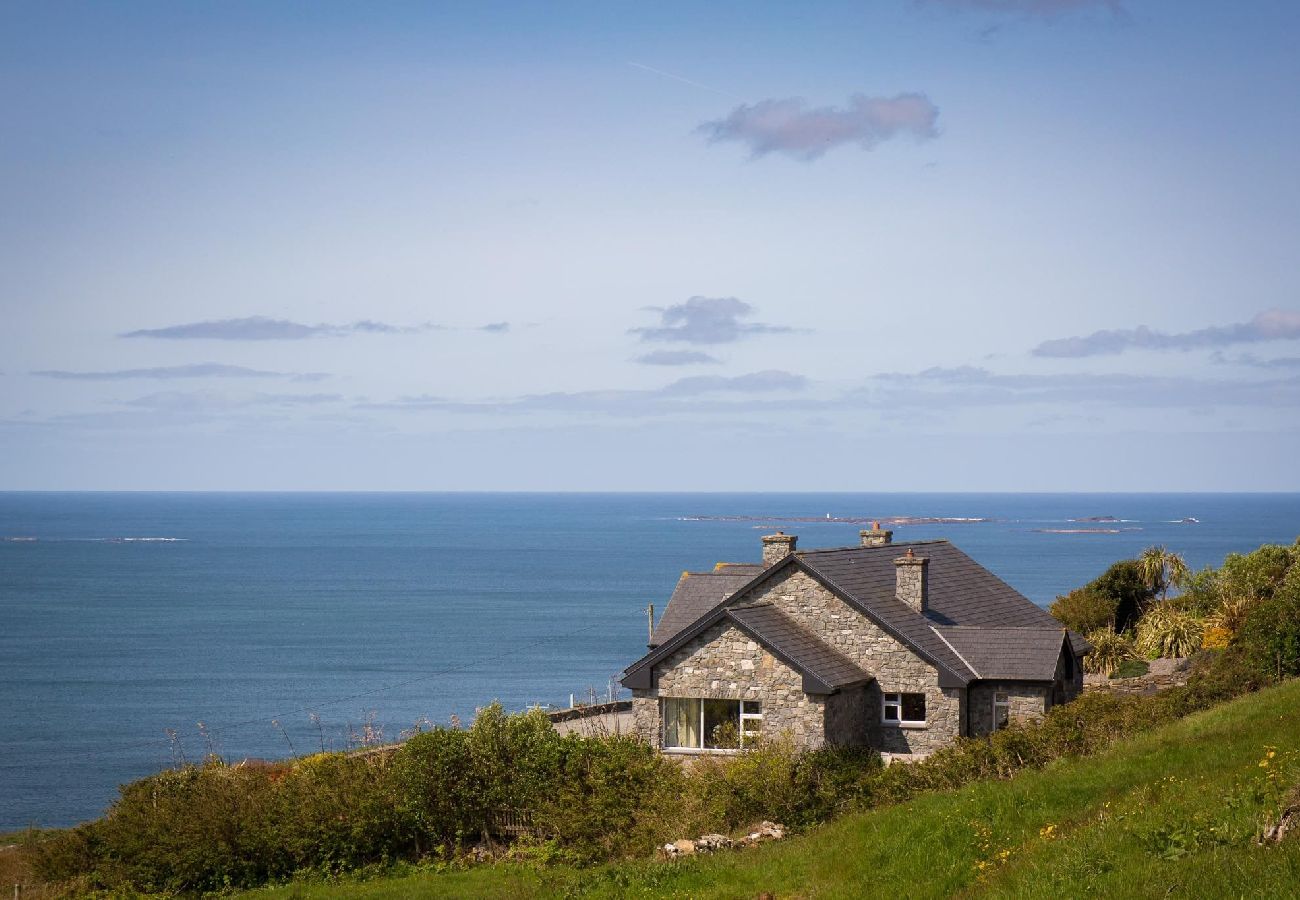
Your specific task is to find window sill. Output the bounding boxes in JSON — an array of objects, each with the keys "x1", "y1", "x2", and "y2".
[
  {"x1": 881, "y1": 721, "x2": 928, "y2": 730},
  {"x1": 662, "y1": 747, "x2": 744, "y2": 756}
]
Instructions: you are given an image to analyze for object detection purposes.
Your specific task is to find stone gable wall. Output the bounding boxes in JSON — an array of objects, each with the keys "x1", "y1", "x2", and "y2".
[
  {"x1": 630, "y1": 621, "x2": 824, "y2": 749},
  {"x1": 732, "y1": 567, "x2": 963, "y2": 754}
]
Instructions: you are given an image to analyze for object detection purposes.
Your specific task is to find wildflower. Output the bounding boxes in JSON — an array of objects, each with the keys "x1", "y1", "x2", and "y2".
[{"x1": 1039, "y1": 824, "x2": 1057, "y2": 839}]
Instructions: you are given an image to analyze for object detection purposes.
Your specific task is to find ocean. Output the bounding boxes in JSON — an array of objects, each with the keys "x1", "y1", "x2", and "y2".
[{"x1": 2, "y1": 491, "x2": 1298, "y2": 830}]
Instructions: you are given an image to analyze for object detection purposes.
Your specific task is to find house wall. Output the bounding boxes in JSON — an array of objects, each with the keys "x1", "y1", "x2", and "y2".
[
  {"x1": 630, "y1": 621, "x2": 825, "y2": 750},
  {"x1": 967, "y1": 683, "x2": 1050, "y2": 737},
  {"x1": 732, "y1": 568, "x2": 963, "y2": 755},
  {"x1": 823, "y1": 683, "x2": 870, "y2": 746}
]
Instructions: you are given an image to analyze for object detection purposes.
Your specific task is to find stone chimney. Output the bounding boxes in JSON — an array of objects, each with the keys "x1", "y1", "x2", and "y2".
[
  {"x1": 894, "y1": 547, "x2": 929, "y2": 614},
  {"x1": 761, "y1": 531, "x2": 797, "y2": 566},
  {"x1": 860, "y1": 521, "x2": 893, "y2": 547}
]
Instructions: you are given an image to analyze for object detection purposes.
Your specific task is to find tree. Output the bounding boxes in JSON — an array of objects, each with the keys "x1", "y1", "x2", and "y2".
[
  {"x1": 1138, "y1": 545, "x2": 1189, "y2": 602},
  {"x1": 1049, "y1": 587, "x2": 1119, "y2": 634},
  {"x1": 1087, "y1": 559, "x2": 1158, "y2": 631}
]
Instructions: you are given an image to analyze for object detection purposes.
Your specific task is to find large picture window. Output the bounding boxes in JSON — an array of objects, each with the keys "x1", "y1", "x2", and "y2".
[
  {"x1": 882, "y1": 692, "x2": 926, "y2": 725},
  {"x1": 662, "y1": 698, "x2": 762, "y2": 750}
]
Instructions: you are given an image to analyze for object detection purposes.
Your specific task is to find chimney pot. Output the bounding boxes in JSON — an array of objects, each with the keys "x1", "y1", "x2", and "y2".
[
  {"x1": 894, "y1": 549, "x2": 929, "y2": 615},
  {"x1": 761, "y1": 532, "x2": 797, "y2": 566}
]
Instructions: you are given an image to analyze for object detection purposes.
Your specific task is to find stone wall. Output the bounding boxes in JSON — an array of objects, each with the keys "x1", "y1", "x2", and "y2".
[
  {"x1": 631, "y1": 621, "x2": 824, "y2": 750},
  {"x1": 732, "y1": 568, "x2": 963, "y2": 755},
  {"x1": 968, "y1": 683, "x2": 1049, "y2": 737},
  {"x1": 1083, "y1": 657, "x2": 1191, "y2": 697}
]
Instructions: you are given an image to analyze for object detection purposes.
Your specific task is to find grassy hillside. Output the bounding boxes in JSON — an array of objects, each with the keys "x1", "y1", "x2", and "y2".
[{"x1": 244, "y1": 679, "x2": 1300, "y2": 899}]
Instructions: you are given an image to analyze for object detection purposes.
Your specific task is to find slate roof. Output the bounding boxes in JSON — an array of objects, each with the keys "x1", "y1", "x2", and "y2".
[
  {"x1": 935, "y1": 626, "x2": 1068, "y2": 681},
  {"x1": 626, "y1": 538, "x2": 1085, "y2": 694},
  {"x1": 727, "y1": 604, "x2": 871, "y2": 691},
  {"x1": 796, "y1": 542, "x2": 1060, "y2": 629},
  {"x1": 651, "y1": 568, "x2": 761, "y2": 647}
]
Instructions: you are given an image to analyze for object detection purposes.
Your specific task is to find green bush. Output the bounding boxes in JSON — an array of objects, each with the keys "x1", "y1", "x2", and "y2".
[
  {"x1": 1050, "y1": 587, "x2": 1118, "y2": 634},
  {"x1": 389, "y1": 726, "x2": 476, "y2": 851},
  {"x1": 1135, "y1": 603, "x2": 1204, "y2": 659},
  {"x1": 678, "y1": 737, "x2": 880, "y2": 837},
  {"x1": 1083, "y1": 628, "x2": 1137, "y2": 675},
  {"x1": 1236, "y1": 583, "x2": 1300, "y2": 681},
  {"x1": 1218, "y1": 542, "x2": 1298, "y2": 602},
  {"x1": 1111, "y1": 658, "x2": 1149, "y2": 679},
  {"x1": 1177, "y1": 541, "x2": 1300, "y2": 616},
  {"x1": 536, "y1": 733, "x2": 679, "y2": 861}
]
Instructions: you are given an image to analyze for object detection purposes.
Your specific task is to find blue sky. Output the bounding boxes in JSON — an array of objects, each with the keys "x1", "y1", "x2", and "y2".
[{"x1": 2, "y1": 0, "x2": 1299, "y2": 490}]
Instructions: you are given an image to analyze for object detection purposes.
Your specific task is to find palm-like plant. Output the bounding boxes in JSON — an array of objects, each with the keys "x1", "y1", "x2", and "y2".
[
  {"x1": 1083, "y1": 628, "x2": 1137, "y2": 675},
  {"x1": 1206, "y1": 594, "x2": 1255, "y2": 637},
  {"x1": 1138, "y1": 545, "x2": 1190, "y2": 601},
  {"x1": 1135, "y1": 604, "x2": 1203, "y2": 659}
]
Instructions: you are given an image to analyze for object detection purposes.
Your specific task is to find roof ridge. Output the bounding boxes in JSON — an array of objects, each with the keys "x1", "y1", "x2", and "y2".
[
  {"x1": 796, "y1": 538, "x2": 952, "y2": 555},
  {"x1": 938, "y1": 624, "x2": 1064, "y2": 631}
]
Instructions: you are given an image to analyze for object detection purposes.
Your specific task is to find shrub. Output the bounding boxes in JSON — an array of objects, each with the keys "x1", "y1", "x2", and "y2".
[
  {"x1": 389, "y1": 726, "x2": 476, "y2": 851},
  {"x1": 1236, "y1": 585, "x2": 1300, "y2": 681},
  {"x1": 1178, "y1": 541, "x2": 1299, "y2": 619},
  {"x1": 1084, "y1": 629, "x2": 1137, "y2": 675},
  {"x1": 1218, "y1": 543, "x2": 1298, "y2": 603},
  {"x1": 677, "y1": 737, "x2": 880, "y2": 837},
  {"x1": 260, "y1": 750, "x2": 400, "y2": 876},
  {"x1": 1173, "y1": 566, "x2": 1227, "y2": 618},
  {"x1": 536, "y1": 734, "x2": 679, "y2": 861},
  {"x1": 1205, "y1": 595, "x2": 1256, "y2": 639},
  {"x1": 1111, "y1": 658, "x2": 1149, "y2": 679},
  {"x1": 1152, "y1": 647, "x2": 1272, "y2": 719},
  {"x1": 1050, "y1": 588, "x2": 1118, "y2": 634},
  {"x1": 1136, "y1": 604, "x2": 1204, "y2": 659},
  {"x1": 1201, "y1": 625, "x2": 1232, "y2": 650}
]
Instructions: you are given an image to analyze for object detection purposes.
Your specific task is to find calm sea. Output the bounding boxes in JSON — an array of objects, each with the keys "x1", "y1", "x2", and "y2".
[{"x1": 2, "y1": 492, "x2": 1298, "y2": 829}]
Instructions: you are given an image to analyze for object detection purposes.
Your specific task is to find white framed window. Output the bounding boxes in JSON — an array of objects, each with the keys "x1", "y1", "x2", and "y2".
[
  {"x1": 740, "y1": 700, "x2": 763, "y2": 744},
  {"x1": 993, "y1": 691, "x2": 1011, "y2": 731},
  {"x1": 882, "y1": 692, "x2": 926, "y2": 725},
  {"x1": 662, "y1": 697, "x2": 762, "y2": 750}
]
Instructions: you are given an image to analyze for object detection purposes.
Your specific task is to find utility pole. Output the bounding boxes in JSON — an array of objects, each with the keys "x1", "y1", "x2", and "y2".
[{"x1": 645, "y1": 602, "x2": 655, "y2": 648}]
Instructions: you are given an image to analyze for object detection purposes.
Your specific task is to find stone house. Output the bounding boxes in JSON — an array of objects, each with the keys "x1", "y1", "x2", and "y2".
[{"x1": 620, "y1": 526, "x2": 1088, "y2": 759}]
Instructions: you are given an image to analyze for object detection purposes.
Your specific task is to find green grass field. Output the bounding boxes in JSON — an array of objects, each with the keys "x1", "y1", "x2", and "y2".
[{"x1": 241, "y1": 679, "x2": 1300, "y2": 899}]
